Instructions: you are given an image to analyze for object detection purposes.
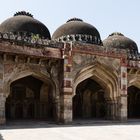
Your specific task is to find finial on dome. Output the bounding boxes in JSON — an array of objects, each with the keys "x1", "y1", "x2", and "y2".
[
  {"x1": 109, "y1": 32, "x2": 124, "y2": 37},
  {"x1": 14, "y1": 11, "x2": 33, "y2": 18},
  {"x1": 67, "y1": 18, "x2": 83, "y2": 23}
]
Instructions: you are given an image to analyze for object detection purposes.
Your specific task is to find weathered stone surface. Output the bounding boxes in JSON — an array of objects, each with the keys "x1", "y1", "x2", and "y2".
[{"x1": 0, "y1": 35, "x2": 139, "y2": 125}]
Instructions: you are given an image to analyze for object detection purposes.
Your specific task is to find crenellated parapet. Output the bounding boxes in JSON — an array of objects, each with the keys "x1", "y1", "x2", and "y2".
[{"x1": 0, "y1": 32, "x2": 62, "y2": 48}]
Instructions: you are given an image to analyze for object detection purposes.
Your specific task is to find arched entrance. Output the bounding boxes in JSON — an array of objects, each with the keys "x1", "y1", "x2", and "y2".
[
  {"x1": 128, "y1": 86, "x2": 140, "y2": 118},
  {"x1": 73, "y1": 78, "x2": 107, "y2": 120},
  {"x1": 6, "y1": 76, "x2": 55, "y2": 121}
]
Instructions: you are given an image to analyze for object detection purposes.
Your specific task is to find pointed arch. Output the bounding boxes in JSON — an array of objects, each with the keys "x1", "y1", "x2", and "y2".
[
  {"x1": 4, "y1": 68, "x2": 59, "y2": 121},
  {"x1": 73, "y1": 63, "x2": 118, "y2": 99},
  {"x1": 4, "y1": 69, "x2": 57, "y2": 98}
]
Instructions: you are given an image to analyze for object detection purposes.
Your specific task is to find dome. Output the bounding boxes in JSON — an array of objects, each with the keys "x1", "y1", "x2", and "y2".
[
  {"x1": 52, "y1": 18, "x2": 102, "y2": 45},
  {"x1": 0, "y1": 11, "x2": 51, "y2": 39},
  {"x1": 103, "y1": 32, "x2": 138, "y2": 53}
]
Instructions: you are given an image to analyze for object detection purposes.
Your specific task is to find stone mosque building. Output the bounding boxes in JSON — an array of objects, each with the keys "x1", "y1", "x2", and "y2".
[{"x1": 0, "y1": 11, "x2": 140, "y2": 124}]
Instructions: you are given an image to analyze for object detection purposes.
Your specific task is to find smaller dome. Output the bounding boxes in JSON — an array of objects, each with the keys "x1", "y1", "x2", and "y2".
[
  {"x1": 52, "y1": 18, "x2": 102, "y2": 45},
  {"x1": 0, "y1": 11, "x2": 51, "y2": 39},
  {"x1": 103, "y1": 32, "x2": 138, "y2": 53}
]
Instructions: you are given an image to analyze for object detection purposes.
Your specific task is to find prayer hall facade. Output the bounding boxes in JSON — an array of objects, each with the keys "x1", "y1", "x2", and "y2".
[{"x1": 0, "y1": 11, "x2": 140, "y2": 124}]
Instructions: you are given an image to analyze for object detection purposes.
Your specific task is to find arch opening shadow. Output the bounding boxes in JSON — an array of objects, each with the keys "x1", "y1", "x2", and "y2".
[
  {"x1": 6, "y1": 76, "x2": 55, "y2": 121},
  {"x1": 73, "y1": 78, "x2": 107, "y2": 120},
  {"x1": 128, "y1": 86, "x2": 140, "y2": 118}
]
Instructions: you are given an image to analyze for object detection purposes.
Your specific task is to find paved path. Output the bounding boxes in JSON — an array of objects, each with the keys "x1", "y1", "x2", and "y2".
[{"x1": 0, "y1": 121, "x2": 140, "y2": 140}]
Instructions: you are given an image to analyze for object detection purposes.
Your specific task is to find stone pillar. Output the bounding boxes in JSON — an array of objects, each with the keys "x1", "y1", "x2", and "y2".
[
  {"x1": 62, "y1": 94, "x2": 72, "y2": 123},
  {"x1": 82, "y1": 90, "x2": 92, "y2": 118},
  {"x1": 0, "y1": 94, "x2": 6, "y2": 124},
  {"x1": 106, "y1": 99, "x2": 118, "y2": 120},
  {"x1": 113, "y1": 100, "x2": 119, "y2": 120},
  {"x1": 60, "y1": 42, "x2": 73, "y2": 123},
  {"x1": 61, "y1": 73, "x2": 73, "y2": 123},
  {"x1": 111, "y1": 100, "x2": 118, "y2": 120},
  {"x1": 118, "y1": 95, "x2": 127, "y2": 121},
  {"x1": 11, "y1": 105, "x2": 15, "y2": 119},
  {"x1": 0, "y1": 59, "x2": 5, "y2": 124},
  {"x1": 106, "y1": 100, "x2": 111, "y2": 119},
  {"x1": 54, "y1": 97, "x2": 60, "y2": 122},
  {"x1": 118, "y1": 57, "x2": 127, "y2": 122}
]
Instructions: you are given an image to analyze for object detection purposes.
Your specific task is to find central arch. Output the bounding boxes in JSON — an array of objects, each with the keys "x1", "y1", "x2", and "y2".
[
  {"x1": 72, "y1": 64, "x2": 118, "y2": 120},
  {"x1": 73, "y1": 78, "x2": 106, "y2": 119}
]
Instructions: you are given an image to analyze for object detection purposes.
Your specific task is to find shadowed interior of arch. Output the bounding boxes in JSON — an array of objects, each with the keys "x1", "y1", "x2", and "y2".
[
  {"x1": 128, "y1": 86, "x2": 140, "y2": 118},
  {"x1": 73, "y1": 78, "x2": 107, "y2": 120},
  {"x1": 5, "y1": 76, "x2": 55, "y2": 121}
]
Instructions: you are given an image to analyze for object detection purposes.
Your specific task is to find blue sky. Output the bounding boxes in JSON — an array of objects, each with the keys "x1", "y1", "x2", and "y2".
[{"x1": 0, "y1": 0, "x2": 140, "y2": 50}]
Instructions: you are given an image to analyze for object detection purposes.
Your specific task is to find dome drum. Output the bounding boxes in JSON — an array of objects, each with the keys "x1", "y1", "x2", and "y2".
[{"x1": 56, "y1": 34, "x2": 102, "y2": 45}]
